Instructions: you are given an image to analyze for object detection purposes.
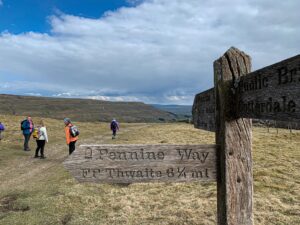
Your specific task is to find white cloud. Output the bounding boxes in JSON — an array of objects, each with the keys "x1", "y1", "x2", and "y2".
[
  {"x1": 87, "y1": 95, "x2": 140, "y2": 102},
  {"x1": 52, "y1": 92, "x2": 72, "y2": 97},
  {"x1": 24, "y1": 93, "x2": 42, "y2": 97},
  {"x1": 0, "y1": 0, "x2": 299, "y2": 104}
]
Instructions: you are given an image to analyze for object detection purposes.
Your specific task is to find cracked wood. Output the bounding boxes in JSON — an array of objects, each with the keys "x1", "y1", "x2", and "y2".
[{"x1": 214, "y1": 47, "x2": 253, "y2": 225}]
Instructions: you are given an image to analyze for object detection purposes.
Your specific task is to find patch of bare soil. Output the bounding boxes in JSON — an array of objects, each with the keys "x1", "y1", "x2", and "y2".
[{"x1": 0, "y1": 194, "x2": 30, "y2": 213}]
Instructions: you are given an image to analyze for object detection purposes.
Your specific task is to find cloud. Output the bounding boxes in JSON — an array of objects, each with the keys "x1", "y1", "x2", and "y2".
[
  {"x1": 24, "y1": 93, "x2": 42, "y2": 97},
  {"x1": 52, "y1": 92, "x2": 72, "y2": 97},
  {"x1": 0, "y1": 0, "x2": 299, "y2": 104},
  {"x1": 87, "y1": 95, "x2": 140, "y2": 102}
]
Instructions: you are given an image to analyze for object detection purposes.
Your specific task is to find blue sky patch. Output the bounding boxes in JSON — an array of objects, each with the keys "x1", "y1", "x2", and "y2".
[{"x1": 0, "y1": 0, "x2": 133, "y2": 34}]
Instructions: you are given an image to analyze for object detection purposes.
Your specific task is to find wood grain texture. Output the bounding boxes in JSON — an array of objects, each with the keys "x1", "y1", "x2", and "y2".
[
  {"x1": 214, "y1": 47, "x2": 253, "y2": 225},
  {"x1": 192, "y1": 88, "x2": 216, "y2": 131},
  {"x1": 64, "y1": 144, "x2": 217, "y2": 183},
  {"x1": 236, "y1": 55, "x2": 300, "y2": 122}
]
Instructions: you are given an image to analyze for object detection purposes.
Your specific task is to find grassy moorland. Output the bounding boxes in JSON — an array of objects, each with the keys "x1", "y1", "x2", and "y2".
[
  {"x1": 0, "y1": 115, "x2": 299, "y2": 225},
  {"x1": 0, "y1": 94, "x2": 177, "y2": 123}
]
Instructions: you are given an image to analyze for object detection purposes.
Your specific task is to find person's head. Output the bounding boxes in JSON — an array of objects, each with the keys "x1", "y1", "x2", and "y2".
[
  {"x1": 27, "y1": 116, "x2": 32, "y2": 121},
  {"x1": 64, "y1": 118, "x2": 71, "y2": 125}
]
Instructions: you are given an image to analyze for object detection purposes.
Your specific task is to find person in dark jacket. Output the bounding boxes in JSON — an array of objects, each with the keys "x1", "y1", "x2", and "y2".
[
  {"x1": 34, "y1": 120, "x2": 49, "y2": 159},
  {"x1": 0, "y1": 122, "x2": 5, "y2": 141},
  {"x1": 110, "y1": 119, "x2": 119, "y2": 139},
  {"x1": 21, "y1": 116, "x2": 34, "y2": 151}
]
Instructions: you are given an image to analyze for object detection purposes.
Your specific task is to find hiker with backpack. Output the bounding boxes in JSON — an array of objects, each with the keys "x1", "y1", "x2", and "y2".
[
  {"x1": 33, "y1": 120, "x2": 48, "y2": 159},
  {"x1": 64, "y1": 118, "x2": 79, "y2": 155},
  {"x1": 21, "y1": 117, "x2": 34, "y2": 151},
  {"x1": 110, "y1": 118, "x2": 119, "y2": 139},
  {"x1": 0, "y1": 122, "x2": 5, "y2": 141}
]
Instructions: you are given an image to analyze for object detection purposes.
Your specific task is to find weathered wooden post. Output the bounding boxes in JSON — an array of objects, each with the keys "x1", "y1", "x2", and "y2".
[
  {"x1": 193, "y1": 49, "x2": 299, "y2": 224},
  {"x1": 214, "y1": 47, "x2": 253, "y2": 225},
  {"x1": 288, "y1": 122, "x2": 292, "y2": 133},
  {"x1": 267, "y1": 121, "x2": 270, "y2": 133}
]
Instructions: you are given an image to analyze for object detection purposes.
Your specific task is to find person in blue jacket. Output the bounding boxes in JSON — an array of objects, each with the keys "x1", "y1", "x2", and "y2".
[
  {"x1": 0, "y1": 122, "x2": 5, "y2": 141},
  {"x1": 21, "y1": 116, "x2": 34, "y2": 151}
]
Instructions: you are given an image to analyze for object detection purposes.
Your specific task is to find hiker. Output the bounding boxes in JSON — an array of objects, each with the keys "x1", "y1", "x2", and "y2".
[
  {"x1": 21, "y1": 117, "x2": 34, "y2": 151},
  {"x1": 0, "y1": 122, "x2": 5, "y2": 141},
  {"x1": 33, "y1": 120, "x2": 48, "y2": 159},
  {"x1": 64, "y1": 118, "x2": 79, "y2": 155},
  {"x1": 110, "y1": 118, "x2": 119, "y2": 139}
]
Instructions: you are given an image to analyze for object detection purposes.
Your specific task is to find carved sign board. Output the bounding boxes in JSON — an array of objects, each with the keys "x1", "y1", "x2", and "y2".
[
  {"x1": 63, "y1": 144, "x2": 217, "y2": 184},
  {"x1": 192, "y1": 88, "x2": 216, "y2": 131},
  {"x1": 237, "y1": 55, "x2": 300, "y2": 122}
]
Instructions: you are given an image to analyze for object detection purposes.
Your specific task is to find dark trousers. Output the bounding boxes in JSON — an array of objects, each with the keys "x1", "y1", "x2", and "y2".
[
  {"x1": 35, "y1": 140, "x2": 46, "y2": 157},
  {"x1": 69, "y1": 141, "x2": 76, "y2": 155},
  {"x1": 23, "y1": 133, "x2": 31, "y2": 150},
  {"x1": 112, "y1": 130, "x2": 117, "y2": 136}
]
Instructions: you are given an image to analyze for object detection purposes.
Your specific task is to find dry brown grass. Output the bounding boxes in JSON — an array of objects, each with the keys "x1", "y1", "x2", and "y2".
[{"x1": 0, "y1": 115, "x2": 299, "y2": 225}]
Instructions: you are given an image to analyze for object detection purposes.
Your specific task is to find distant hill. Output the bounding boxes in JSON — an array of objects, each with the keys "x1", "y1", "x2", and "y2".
[
  {"x1": 152, "y1": 104, "x2": 192, "y2": 119},
  {"x1": 0, "y1": 94, "x2": 177, "y2": 123}
]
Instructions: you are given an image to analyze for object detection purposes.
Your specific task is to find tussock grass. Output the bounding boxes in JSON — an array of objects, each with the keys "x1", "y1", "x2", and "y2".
[{"x1": 0, "y1": 115, "x2": 299, "y2": 225}]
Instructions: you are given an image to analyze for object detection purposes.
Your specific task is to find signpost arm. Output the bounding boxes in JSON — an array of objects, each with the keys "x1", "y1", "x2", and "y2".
[{"x1": 214, "y1": 47, "x2": 253, "y2": 225}]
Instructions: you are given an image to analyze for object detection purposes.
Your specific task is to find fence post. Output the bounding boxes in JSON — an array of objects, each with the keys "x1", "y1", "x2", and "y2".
[{"x1": 214, "y1": 47, "x2": 253, "y2": 225}]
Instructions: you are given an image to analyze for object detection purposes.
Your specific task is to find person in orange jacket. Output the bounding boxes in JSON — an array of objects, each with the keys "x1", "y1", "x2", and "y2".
[{"x1": 64, "y1": 118, "x2": 78, "y2": 155}]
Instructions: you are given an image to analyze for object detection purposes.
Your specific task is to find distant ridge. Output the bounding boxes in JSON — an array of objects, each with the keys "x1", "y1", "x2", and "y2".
[
  {"x1": 0, "y1": 94, "x2": 177, "y2": 122},
  {"x1": 152, "y1": 104, "x2": 192, "y2": 117}
]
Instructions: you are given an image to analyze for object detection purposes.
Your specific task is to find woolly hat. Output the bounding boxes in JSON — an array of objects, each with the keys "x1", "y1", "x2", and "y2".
[{"x1": 64, "y1": 118, "x2": 71, "y2": 124}]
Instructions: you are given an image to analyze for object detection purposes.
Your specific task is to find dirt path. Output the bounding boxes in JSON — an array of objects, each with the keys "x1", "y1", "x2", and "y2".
[{"x1": 0, "y1": 124, "x2": 150, "y2": 192}]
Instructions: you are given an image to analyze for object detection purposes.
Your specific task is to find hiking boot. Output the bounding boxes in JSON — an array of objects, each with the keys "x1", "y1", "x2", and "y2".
[
  {"x1": 40, "y1": 156, "x2": 46, "y2": 159},
  {"x1": 34, "y1": 155, "x2": 39, "y2": 158}
]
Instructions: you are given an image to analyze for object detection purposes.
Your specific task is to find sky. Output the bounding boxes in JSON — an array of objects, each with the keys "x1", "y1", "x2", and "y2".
[{"x1": 0, "y1": 0, "x2": 299, "y2": 105}]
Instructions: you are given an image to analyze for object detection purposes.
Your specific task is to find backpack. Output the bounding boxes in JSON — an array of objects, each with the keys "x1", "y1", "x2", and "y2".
[
  {"x1": 69, "y1": 125, "x2": 80, "y2": 137},
  {"x1": 32, "y1": 128, "x2": 39, "y2": 139},
  {"x1": 33, "y1": 128, "x2": 44, "y2": 139},
  {"x1": 0, "y1": 124, "x2": 4, "y2": 131},
  {"x1": 20, "y1": 120, "x2": 27, "y2": 130},
  {"x1": 111, "y1": 121, "x2": 118, "y2": 130}
]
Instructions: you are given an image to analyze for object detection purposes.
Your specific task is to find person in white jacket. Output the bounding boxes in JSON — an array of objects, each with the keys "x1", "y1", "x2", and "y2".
[{"x1": 34, "y1": 120, "x2": 48, "y2": 159}]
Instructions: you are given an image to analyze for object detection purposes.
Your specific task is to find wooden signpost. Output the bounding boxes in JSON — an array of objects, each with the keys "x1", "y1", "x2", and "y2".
[
  {"x1": 64, "y1": 47, "x2": 299, "y2": 225},
  {"x1": 193, "y1": 54, "x2": 300, "y2": 129},
  {"x1": 64, "y1": 144, "x2": 217, "y2": 183},
  {"x1": 192, "y1": 88, "x2": 216, "y2": 131},
  {"x1": 214, "y1": 48, "x2": 253, "y2": 225},
  {"x1": 236, "y1": 55, "x2": 300, "y2": 121}
]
